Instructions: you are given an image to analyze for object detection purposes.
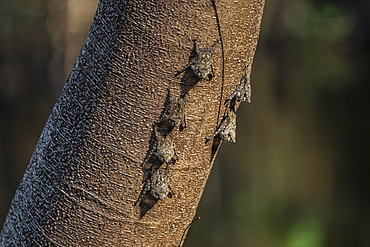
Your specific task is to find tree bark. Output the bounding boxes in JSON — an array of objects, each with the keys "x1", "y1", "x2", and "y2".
[{"x1": 0, "y1": 0, "x2": 265, "y2": 246}]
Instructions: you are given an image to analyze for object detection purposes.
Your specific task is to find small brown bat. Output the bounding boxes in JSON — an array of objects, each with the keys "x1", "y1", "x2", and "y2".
[
  {"x1": 163, "y1": 96, "x2": 186, "y2": 129},
  {"x1": 207, "y1": 108, "x2": 237, "y2": 142},
  {"x1": 176, "y1": 40, "x2": 218, "y2": 81}
]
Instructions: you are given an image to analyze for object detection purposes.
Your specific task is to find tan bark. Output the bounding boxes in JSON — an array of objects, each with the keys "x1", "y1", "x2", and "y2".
[{"x1": 0, "y1": 0, "x2": 265, "y2": 246}]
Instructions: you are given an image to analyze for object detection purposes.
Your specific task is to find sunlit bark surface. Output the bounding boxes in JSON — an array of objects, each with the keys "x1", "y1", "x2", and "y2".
[{"x1": 0, "y1": 0, "x2": 264, "y2": 245}]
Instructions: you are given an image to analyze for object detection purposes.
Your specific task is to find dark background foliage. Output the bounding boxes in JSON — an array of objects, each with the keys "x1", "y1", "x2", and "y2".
[{"x1": 1, "y1": 1, "x2": 369, "y2": 246}]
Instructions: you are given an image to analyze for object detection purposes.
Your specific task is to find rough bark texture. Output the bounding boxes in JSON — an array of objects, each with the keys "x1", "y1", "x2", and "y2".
[{"x1": 0, "y1": 0, "x2": 264, "y2": 246}]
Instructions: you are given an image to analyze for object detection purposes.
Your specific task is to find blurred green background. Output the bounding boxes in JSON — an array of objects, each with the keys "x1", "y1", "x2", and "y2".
[{"x1": 1, "y1": 1, "x2": 369, "y2": 246}]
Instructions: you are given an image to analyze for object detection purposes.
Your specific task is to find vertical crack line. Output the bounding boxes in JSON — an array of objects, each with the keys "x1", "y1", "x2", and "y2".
[{"x1": 211, "y1": 0, "x2": 225, "y2": 126}]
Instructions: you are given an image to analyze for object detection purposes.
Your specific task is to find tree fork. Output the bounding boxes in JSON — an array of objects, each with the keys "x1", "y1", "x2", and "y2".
[{"x1": 0, "y1": 0, "x2": 265, "y2": 246}]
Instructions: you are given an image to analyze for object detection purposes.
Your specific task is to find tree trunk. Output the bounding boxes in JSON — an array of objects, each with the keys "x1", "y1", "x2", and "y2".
[{"x1": 0, "y1": 0, "x2": 265, "y2": 246}]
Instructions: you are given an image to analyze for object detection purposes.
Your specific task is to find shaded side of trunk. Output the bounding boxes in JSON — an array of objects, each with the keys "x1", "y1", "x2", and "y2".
[{"x1": 0, "y1": 0, "x2": 265, "y2": 246}]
